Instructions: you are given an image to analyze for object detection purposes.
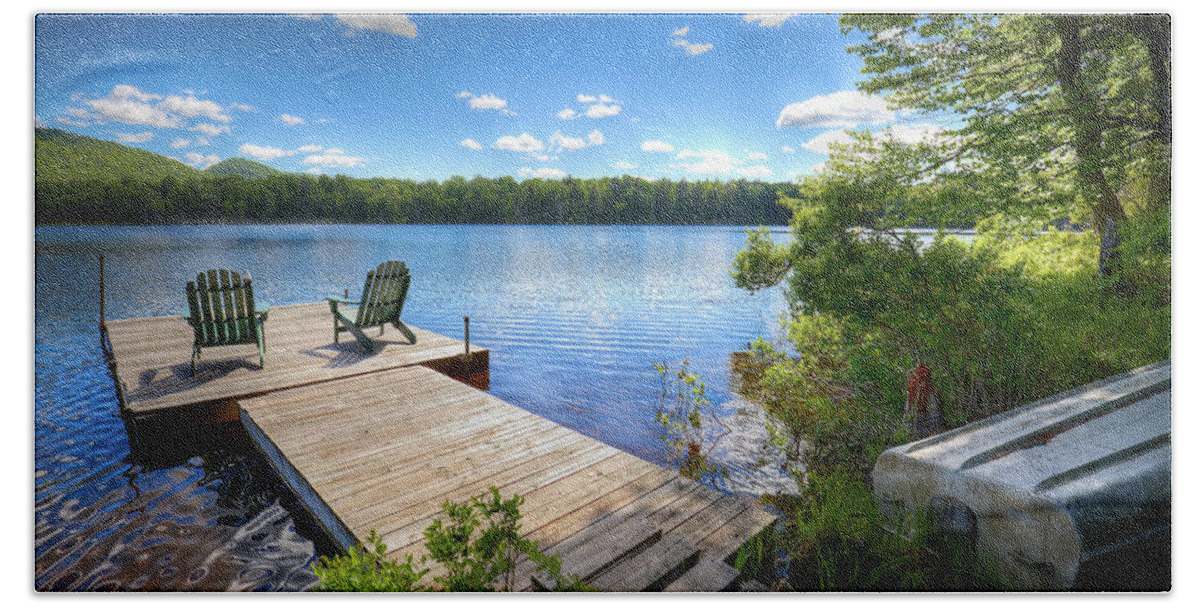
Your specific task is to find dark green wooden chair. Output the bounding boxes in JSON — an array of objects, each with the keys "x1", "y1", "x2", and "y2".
[
  {"x1": 184, "y1": 269, "x2": 269, "y2": 376},
  {"x1": 327, "y1": 260, "x2": 416, "y2": 352}
]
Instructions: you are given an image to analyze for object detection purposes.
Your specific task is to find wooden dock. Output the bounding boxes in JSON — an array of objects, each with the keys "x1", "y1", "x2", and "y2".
[
  {"x1": 104, "y1": 302, "x2": 489, "y2": 423},
  {"x1": 102, "y1": 302, "x2": 777, "y2": 592}
]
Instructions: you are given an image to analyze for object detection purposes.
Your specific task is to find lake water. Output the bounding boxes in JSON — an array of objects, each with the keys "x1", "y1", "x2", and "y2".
[{"x1": 34, "y1": 224, "x2": 794, "y2": 591}]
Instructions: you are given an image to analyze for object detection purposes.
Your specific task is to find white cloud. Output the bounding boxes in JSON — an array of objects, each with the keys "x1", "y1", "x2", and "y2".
[
  {"x1": 494, "y1": 133, "x2": 544, "y2": 154},
  {"x1": 460, "y1": 92, "x2": 515, "y2": 115},
  {"x1": 585, "y1": 103, "x2": 621, "y2": 119},
  {"x1": 549, "y1": 131, "x2": 588, "y2": 152},
  {"x1": 160, "y1": 93, "x2": 231, "y2": 122},
  {"x1": 781, "y1": 145, "x2": 796, "y2": 154},
  {"x1": 73, "y1": 84, "x2": 240, "y2": 132},
  {"x1": 468, "y1": 94, "x2": 507, "y2": 111},
  {"x1": 83, "y1": 85, "x2": 177, "y2": 128},
  {"x1": 674, "y1": 149, "x2": 736, "y2": 175},
  {"x1": 546, "y1": 129, "x2": 604, "y2": 153},
  {"x1": 675, "y1": 39, "x2": 714, "y2": 56},
  {"x1": 670, "y1": 149, "x2": 774, "y2": 178},
  {"x1": 183, "y1": 152, "x2": 221, "y2": 169},
  {"x1": 170, "y1": 138, "x2": 191, "y2": 149},
  {"x1": 519, "y1": 167, "x2": 568, "y2": 179},
  {"x1": 614, "y1": 160, "x2": 637, "y2": 170},
  {"x1": 190, "y1": 123, "x2": 231, "y2": 137},
  {"x1": 459, "y1": 138, "x2": 484, "y2": 150},
  {"x1": 335, "y1": 14, "x2": 417, "y2": 37},
  {"x1": 280, "y1": 114, "x2": 306, "y2": 126},
  {"x1": 672, "y1": 26, "x2": 689, "y2": 37},
  {"x1": 303, "y1": 150, "x2": 366, "y2": 168},
  {"x1": 744, "y1": 13, "x2": 795, "y2": 28},
  {"x1": 777, "y1": 91, "x2": 894, "y2": 128},
  {"x1": 297, "y1": 145, "x2": 323, "y2": 152},
  {"x1": 561, "y1": 95, "x2": 622, "y2": 120},
  {"x1": 115, "y1": 131, "x2": 154, "y2": 144},
  {"x1": 240, "y1": 143, "x2": 293, "y2": 161},
  {"x1": 746, "y1": 151, "x2": 769, "y2": 161},
  {"x1": 641, "y1": 140, "x2": 675, "y2": 153}
]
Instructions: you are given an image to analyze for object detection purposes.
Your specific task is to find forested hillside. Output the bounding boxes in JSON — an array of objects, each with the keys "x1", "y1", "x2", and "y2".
[
  {"x1": 35, "y1": 128, "x2": 201, "y2": 183},
  {"x1": 204, "y1": 157, "x2": 282, "y2": 178},
  {"x1": 35, "y1": 128, "x2": 795, "y2": 226}
]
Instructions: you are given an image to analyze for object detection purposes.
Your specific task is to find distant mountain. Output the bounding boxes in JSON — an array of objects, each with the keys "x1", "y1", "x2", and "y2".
[
  {"x1": 205, "y1": 157, "x2": 282, "y2": 178},
  {"x1": 35, "y1": 127, "x2": 202, "y2": 182}
]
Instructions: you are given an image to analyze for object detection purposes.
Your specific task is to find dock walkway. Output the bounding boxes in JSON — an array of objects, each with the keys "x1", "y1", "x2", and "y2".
[{"x1": 102, "y1": 302, "x2": 776, "y2": 591}]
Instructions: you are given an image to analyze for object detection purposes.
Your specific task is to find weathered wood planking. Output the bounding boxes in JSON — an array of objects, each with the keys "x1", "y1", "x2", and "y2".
[
  {"x1": 104, "y1": 302, "x2": 487, "y2": 418},
  {"x1": 239, "y1": 365, "x2": 776, "y2": 591}
]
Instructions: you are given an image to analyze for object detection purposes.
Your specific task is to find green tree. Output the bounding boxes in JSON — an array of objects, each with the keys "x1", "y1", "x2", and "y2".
[{"x1": 839, "y1": 13, "x2": 1170, "y2": 275}]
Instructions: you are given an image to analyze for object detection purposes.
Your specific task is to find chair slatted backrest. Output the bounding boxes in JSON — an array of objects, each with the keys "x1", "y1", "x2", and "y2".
[
  {"x1": 355, "y1": 260, "x2": 410, "y2": 329},
  {"x1": 187, "y1": 269, "x2": 260, "y2": 347}
]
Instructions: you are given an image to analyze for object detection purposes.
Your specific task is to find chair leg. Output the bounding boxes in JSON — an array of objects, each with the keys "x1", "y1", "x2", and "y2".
[
  {"x1": 258, "y1": 327, "x2": 266, "y2": 370},
  {"x1": 395, "y1": 320, "x2": 417, "y2": 344},
  {"x1": 191, "y1": 345, "x2": 200, "y2": 376}
]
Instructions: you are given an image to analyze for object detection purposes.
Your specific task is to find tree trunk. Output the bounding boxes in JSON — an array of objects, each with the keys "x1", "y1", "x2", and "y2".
[
  {"x1": 1136, "y1": 14, "x2": 1172, "y2": 214},
  {"x1": 1054, "y1": 16, "x2": 1128, "y2": 277}
]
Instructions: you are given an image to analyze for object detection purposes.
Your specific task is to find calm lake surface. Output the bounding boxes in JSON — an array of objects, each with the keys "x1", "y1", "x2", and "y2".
[{"x1": 34, "y1": 224, "x2": 793, "y2": 591}]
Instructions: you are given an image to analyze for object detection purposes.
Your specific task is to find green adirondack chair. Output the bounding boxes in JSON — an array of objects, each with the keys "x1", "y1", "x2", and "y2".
[
  {"x1": 184, "y1": 269, "x2": 269, "y2": 376},
  {"x1": 327, "y1": 260, "x2": 416, "y2": 352}
]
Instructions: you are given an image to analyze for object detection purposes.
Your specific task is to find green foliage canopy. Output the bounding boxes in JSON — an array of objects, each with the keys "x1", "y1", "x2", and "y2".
[{"x1": 835, "y1": 14, "x2": 1169, "y2": 235}]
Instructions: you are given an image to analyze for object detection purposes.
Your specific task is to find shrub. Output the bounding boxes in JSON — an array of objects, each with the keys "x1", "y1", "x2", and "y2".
[
  {"x1": 312, "y1": 531, "x2": 428, "y2": 592},
  {"x1": 312, "y1": 487, "x2": 591, "y2": 592},
  {"x1": 654, "y1": 360, "x2": 729, "y2": 484}
]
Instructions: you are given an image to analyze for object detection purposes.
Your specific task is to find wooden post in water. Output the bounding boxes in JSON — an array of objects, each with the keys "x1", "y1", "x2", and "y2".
[
  {"x1": 98, "y1": 253, "x2": 107, "y2": 328},
  {"x1": 463, "y1": 315, "x2": 471, "y2": 358}
]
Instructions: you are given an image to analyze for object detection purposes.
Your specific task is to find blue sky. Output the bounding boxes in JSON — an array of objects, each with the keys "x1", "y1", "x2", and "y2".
[{"x1": 35, "y1": 12, "x2": 945, "y2": 182}]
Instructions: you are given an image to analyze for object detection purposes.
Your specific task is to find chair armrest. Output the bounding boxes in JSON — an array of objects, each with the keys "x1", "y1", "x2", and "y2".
[
  {"x1": 326, "y1": 295, "x2": 360, "y2": 305},
  {"x1": 255, "y1": 303, "x2": 269, "y2": 323}
]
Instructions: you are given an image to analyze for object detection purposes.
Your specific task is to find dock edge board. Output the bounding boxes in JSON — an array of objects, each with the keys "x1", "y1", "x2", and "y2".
[{"x1": 239, "y1": 407, "x2": 360, "y2": 553}]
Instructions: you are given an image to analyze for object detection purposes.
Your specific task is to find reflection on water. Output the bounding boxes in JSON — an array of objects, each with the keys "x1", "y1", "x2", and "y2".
[{"x1": 35, "y1": 224, "x2": 791, "y2": 591}]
